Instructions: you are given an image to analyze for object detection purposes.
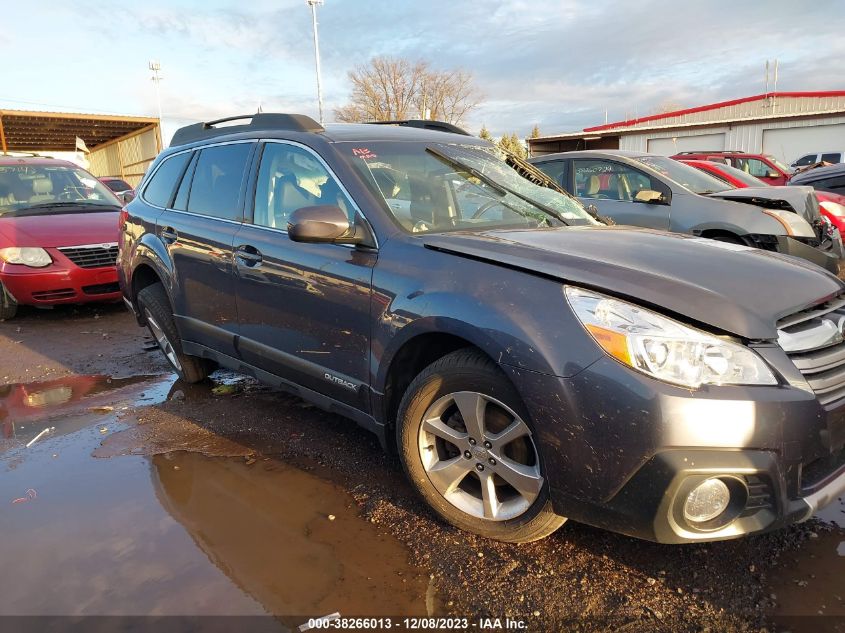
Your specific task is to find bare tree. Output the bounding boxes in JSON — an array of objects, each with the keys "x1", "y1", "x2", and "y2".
[{"x1": 335, "y1": 56, "x2": 481, "y2": 125}]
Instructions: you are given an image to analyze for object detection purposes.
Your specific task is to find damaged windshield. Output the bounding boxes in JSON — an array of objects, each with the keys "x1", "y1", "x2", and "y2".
[
  {"x1": 0, "y1": 164, "x2": 120, "y2": 216},
  {"x1": 342, "y1": 141, "x2": 597, "y2": 233}
]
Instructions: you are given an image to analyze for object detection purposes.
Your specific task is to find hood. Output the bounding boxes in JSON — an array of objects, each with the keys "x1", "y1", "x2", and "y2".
[
  {"x1": 709, "y1": 186, "x2": 820, "y2": 223},
  {"x1": 0, "y1": 209, "x2": 120, "y2": 248},
  {"x1": 421, "y1": 226, "x2": 844, "y2": 340}
]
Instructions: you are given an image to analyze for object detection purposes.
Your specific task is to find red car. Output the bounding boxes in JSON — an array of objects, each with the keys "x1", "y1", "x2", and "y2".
[
  {"x1": 680, "y1": 158, "x2": 845, "y2": 234},
  {"x1": 98, "y1": 176, "x2": 135, "y2": 200},
  {"x1": 0, "y1": 157, "x2": 124, "y2": 320},
  {"x1": 672, "y1": 151, "x2": 790, "y2": 185}
]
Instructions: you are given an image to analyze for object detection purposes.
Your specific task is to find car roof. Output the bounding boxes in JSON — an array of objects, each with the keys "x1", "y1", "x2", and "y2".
[
  {"x1": 320, "y1": 123, "x2": 487, "y2": 145},
  {"x1": 0, "y1": 156, "x2": 77, "y2": 167},
  {"x1": 529, "y1": 149, "x2": 649, "y2": 161},
  {"x1": 791, "y1": 162, "x2": 845, "y2": 183}
]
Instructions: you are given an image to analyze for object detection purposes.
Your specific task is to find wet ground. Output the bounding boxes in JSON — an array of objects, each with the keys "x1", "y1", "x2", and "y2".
[{"x1": 1, "y1": 304, "x2": 844, "y2": 632}]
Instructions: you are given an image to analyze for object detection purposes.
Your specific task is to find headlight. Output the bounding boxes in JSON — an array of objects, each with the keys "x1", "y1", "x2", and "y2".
[
  {"x1": 565, "y1": 287, "x2": 777, "y2": 388},
  {"x1": 760, "y1": 209, "x2": 814, "y2": 238},
  {"x1": 0, "y1": 247, "x2": 52, "y2": 268}
]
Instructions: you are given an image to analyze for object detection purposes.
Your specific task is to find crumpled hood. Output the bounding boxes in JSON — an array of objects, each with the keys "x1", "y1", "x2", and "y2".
[
  {"x1": 709, "y1": 185, "x2": 820, "y2": 223},
  {"x1": 0, "y1": 210, "x2": 120, "y2": 248},
  {"x1": 422, "y1": 226, "x2": 844, "y2": 340}
]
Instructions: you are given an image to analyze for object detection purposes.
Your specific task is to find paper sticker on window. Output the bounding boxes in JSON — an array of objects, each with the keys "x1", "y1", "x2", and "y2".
[{"x1": 352, "y1": 148, "x2": 377, "y2": 159}]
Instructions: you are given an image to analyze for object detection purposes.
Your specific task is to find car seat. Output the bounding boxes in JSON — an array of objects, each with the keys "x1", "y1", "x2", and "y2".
[{"x1": 29, "y1": 177, "x2": 54, "y2": 203}]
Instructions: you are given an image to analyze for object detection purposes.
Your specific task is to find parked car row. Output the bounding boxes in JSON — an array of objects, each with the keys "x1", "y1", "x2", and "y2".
[{"x1": 528, "y1": 149, "x2": 843, "y2": 272}]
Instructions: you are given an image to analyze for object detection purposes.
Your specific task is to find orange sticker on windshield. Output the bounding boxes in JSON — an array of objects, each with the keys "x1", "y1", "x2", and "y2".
[{"x1": 352, "y1": 148, "x2": 377, "y2": 159}]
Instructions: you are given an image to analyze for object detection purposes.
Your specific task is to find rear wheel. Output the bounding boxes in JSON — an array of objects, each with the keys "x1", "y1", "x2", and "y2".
[
  {"x1": 397, "y1": 348, "x2": 565, "y2": 543},
  {"x1": 0, "y1": 283, "x2": 18, "y2": 321},
  {"x1": 136, "y1": 283, "x2": 211, "y2": 383}
]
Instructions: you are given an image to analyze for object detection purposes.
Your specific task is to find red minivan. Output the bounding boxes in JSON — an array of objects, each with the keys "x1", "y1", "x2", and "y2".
[
  {"x1": 671, "y1": 151, "x2": 790, "y2": 185},
  {"x1": 0, "y1": 157, "x2": 123, "y2": 320}
]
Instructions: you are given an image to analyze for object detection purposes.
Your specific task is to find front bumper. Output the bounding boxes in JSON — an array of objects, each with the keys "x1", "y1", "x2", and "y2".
[
  {"x1": 502, "y1": 350, "x2": 845, "y2": 543},
  {"x1": 0, "y1": 262, "x2": 121, "y2": 306}
]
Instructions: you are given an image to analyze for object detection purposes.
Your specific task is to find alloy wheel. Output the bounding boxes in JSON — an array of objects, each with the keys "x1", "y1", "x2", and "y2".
[
  {"x1": 144, "y1": 308, "x2": 183, "y2": 371},
  {"x1": 418, "y1": 391, "x2": 543, "y2": 521}
]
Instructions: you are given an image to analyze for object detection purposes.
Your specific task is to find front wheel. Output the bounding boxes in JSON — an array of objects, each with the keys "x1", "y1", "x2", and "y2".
[
  {"x1": 397, "y1": 349, "x2": 565, "y2": 543},
  {"x1": 136, "y1": 283, "x2": 211, "y2": 383}
]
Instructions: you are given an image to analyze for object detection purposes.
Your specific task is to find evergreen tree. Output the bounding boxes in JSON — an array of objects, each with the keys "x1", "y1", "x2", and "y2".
[{"x1": 479, "y1": 125, "x2": 493, "y2": 141}]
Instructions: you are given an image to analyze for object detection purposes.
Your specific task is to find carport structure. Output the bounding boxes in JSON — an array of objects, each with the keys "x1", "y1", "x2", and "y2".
[{"x1": 0, "y1": 109, "x2": 162, "y2": 187}]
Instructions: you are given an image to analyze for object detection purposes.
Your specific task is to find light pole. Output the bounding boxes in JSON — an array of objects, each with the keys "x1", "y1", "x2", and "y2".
[
  {"x1": 306, "y1": 0, "x2": 325, "y2": 125},
  {"x1": 149, "y1": 60, "x2": 164, "y2": 124}
]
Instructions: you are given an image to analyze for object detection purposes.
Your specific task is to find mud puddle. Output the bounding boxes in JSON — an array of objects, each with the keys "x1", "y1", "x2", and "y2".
[{"x1": 0, "y1": 374, "x2": 434, "y2": 620}]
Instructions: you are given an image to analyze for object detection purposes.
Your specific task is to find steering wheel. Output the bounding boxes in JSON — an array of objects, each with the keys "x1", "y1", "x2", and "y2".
[
  {"x1": 57, "y1": 190, "x2": 76, "y2": 201},
  {"x1": 471, "y1": 200, "x2": 512, "y2": 219}
]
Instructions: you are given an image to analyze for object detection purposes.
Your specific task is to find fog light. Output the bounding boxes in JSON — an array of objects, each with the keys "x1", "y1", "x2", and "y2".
[{"x1": 683, "y1": 478, "x2": 730, "y2": 523}]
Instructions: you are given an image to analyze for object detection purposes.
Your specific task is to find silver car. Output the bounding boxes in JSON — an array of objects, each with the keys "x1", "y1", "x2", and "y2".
[{"x1": 529, "y1": 150, "x2": 841, "y2": 273}]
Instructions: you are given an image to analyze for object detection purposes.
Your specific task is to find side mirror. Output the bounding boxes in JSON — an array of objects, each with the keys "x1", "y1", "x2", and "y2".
[
  {"x1": 767, "y1": 172, "x2": 779, "y2": 179},
  {"x1": 121, "y1": 191, "x2": 136, "y2": 204},
  {"x1": 288, "y1": 205, "x2": 362, "y2": 244},
  {"x1": 634, "y1": 189, "x2": 669, "y2": 205}
]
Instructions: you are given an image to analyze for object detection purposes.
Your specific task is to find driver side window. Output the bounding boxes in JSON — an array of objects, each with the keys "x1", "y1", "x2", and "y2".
[
  {"x1": 253, "y1": 143, "x2": 355, "y2": 230},
  {"x1": 573, "y1": 159, "x2": 658, "y2": 202}
]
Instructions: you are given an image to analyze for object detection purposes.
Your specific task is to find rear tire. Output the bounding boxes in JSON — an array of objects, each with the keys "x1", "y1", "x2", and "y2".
[
  {"x1": 136, "y1": 283, "x2": 211, "y2": 383},
  {"x1": 397, "y1": 348, "x2": 565, "y2": 543},
  {"x1": 0, "y1": 283, "x2": 18, "y2": 321}
]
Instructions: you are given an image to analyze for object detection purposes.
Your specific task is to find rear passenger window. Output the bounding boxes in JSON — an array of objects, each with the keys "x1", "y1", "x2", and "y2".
[
  {"x1": 143, "y1": 152, "x2": 191, "y2": 207},
  {"x1": 821, "y1": 153, "x2": 842, "y2": 164},
  {"x1": 187, "y1": 143, "x2": 252, "y2": 220}
]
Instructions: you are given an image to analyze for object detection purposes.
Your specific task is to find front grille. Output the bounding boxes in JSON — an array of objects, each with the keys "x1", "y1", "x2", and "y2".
[
  {"x1": 82, "y1": 282, "x2": 120, "y2": 296},
  {"x1": 31, "y1": 288, "x2": 75, "y2": 300},
  {"x1": 778, "y1": 294, "x2": 845, "y2": 406},
  {"x1": 58, "y1": 244, "x2": 118, "y2": 269}
]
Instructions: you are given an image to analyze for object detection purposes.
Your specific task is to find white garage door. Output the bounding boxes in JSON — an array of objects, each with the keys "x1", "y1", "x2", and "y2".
[
  {"x1": 647, "y1": 133, "x2": 725, "y2": 155},
  {"x1": 763, "y1": 124, "x2": 845, "y2": 166}
]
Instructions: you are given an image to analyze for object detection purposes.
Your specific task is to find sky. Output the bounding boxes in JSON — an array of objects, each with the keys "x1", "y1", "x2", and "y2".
[{"x1": 2, "y1": 0, "x2": 844, "y2": 144}]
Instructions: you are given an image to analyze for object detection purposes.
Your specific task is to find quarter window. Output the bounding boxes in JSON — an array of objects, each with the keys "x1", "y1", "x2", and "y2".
[
  {"x1": 143, "y1": 152, "x2": 191, "y2": 207},
  {"x1": 253, "y1": 143, "x2": 355, "y2": 229},
  {"x1": 572, "y1": 159, "x2": 657, "y2": 201},
  {"x1": 187, "y1": 143, "x2": 252, "y2": 221}
]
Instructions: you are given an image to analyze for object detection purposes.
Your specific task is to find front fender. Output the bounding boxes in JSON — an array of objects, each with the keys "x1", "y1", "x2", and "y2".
[{"x1": 371, "y1": 240, "x2": 604, "y2": 392}]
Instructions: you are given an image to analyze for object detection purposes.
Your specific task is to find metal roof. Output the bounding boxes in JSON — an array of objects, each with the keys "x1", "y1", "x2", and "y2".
[
  {"x1": 0, "y1": 109, "x2": 159, "y2": 152},
  {"x1": 531, "y1": 91, "x2": 845, "y2": 144}
]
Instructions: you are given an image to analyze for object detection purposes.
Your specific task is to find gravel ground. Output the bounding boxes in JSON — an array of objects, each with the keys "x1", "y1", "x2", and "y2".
[{"x1": 2, "y1": 304, "x2": 843, "y2": 632}]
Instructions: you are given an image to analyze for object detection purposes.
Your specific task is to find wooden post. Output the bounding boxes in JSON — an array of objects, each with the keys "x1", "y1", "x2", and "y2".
[{"x1": 0, "y1": 114, "x2": 7, "y2": 154}]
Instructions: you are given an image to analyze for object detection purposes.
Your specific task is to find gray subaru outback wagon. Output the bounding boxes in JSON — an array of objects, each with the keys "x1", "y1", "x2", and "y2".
[{"x1": 119, "y1": 113, "x2": 845, "y2": 544}]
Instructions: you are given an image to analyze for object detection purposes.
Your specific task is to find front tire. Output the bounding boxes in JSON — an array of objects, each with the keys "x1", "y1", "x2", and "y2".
[
  {"x1": 136, "y1": 283, "x2": 211, "y2": 383},
  {"x1": 397, "y1": 348, "x2": 565, "y2": 543},
  {"x1": 0, "y1": 283, "x2": 18, "y2": 321}
]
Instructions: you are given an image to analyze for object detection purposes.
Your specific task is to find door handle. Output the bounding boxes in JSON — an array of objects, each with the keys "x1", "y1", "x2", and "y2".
[
  {"x1": 235, "y1": 245, "x2": 263, "y2": 267},
  {"x1": 160, "y1": 227, "x2": 178, "y2": 244}
]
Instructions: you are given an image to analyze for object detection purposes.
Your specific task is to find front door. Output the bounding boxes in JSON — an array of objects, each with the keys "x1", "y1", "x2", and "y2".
[
  {"x1": 233, "y1": 141, "x2": 376, "y2": 410},
  {"x1": 158, "y1": 141, "x2": 255, "y2": 357},
  {"x1": 571, "y1": 158, "x2": 671, "y2": 230}
]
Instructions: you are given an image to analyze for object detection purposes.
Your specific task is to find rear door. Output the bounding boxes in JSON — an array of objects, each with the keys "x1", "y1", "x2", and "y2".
[
  {"x1": 157, "y1": 141, "x2": 256, "y2": 357},
  {"x1": 232, "y1": 140, "x2": 376, "y2": 410},
  {"x1": 571, "y1": 158, "x2": 670, "y2": 229}
]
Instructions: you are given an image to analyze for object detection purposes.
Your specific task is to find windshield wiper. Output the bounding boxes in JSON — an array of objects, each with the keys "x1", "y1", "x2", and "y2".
[
  {"x1": 22, "y1": 201, "x2": 119, "y2": 211},
  {"x1": 425, "y1": 147, "x2": 567, "y2": 225}
]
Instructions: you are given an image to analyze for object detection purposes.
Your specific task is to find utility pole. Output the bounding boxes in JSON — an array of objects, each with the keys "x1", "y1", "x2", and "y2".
[{"x1": 306, "y1": 0, "x2": 325, "y2": 125}]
